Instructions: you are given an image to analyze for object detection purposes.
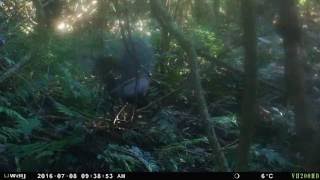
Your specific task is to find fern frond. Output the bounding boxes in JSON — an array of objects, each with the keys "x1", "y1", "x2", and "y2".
[
  {"x1": 0, "y1": 106, "x2": 27, "y2": 123},
  {"x1": 8, "y1": 135, "x2": 83, "y2": 159},
  {"x1": 98, "y1": 144, "x2": 159, "y2": 172},
  {"x1": 0, "y1": 127, "x2": 20, "y2": 143},
  {"x1": 53, "y1": 102, "x2": 83, "y2": 119},
  {"x1": 0, "y1": 106, "x2": 41, "y2": 141}
]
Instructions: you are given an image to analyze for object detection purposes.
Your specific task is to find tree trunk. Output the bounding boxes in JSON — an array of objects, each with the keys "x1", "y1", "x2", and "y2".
[
  {"x1": 193, "y1": 0, "x2": 213, "y2": 26},
  {"x1": 213, "y1": 0, "x2": 221, "y2": 18},
  {"x1": 212, "y1": 0, "x2": 221, "y2": 25},
  {"x1": 150, "y1": 0, "x2": 229, "y2": 171},
  {"x1": 278, "y1": 0, "x2": 311, "y2": 138},
  {"x1": 236, "y1": 0, "x2": 258, "y2": 171},
  {"x1": 225, "y1": 0, "x2": 240, "y2": 22},
  {"x1": 277, "y1": 0, "x2": 315, "y2": 169},
  {"x1": 92, "y1": 0, "x2": 108, "y2": 55}
]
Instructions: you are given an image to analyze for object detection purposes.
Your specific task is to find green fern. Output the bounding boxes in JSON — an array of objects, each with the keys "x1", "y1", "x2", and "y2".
[
  {"x1": 157, "y1": 137, "x2": 208, "y2": 153},
  {"x1": 53, "y1": 102, "x2": 83, "y2": 119},
  {"x1": 97, "y1": 144, "x2": 159, "y2": 172},
  {"x1": 156, "y1": 137, "x2": 210, "y2": 171},
  {"x1": 8, "y1": 135, "x2": 83, "y2": 159},
  {"x1": 0, "y1": 106, "x2": 27, "y2": 123},
  {"x1": 0, "y1": 106, "x2": 41, "y2": 142},
  {"x1": 0, "y1": 127, "x2": 20, "y2": 143},
  {"x1": 16, "y1": 117, "x2": 41, "y2": 135}
]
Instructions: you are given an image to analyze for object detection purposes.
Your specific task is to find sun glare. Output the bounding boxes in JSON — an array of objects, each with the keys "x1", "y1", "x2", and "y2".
[
  {"x1": 57, "y1": 22, "x2": 66, "y2": 30},
  {"x1": 55, "y1": 0, "x2": 99, "y2": 33},
  {"x1": 56, "y1": 22, "x2": 73, "y2": 33}
]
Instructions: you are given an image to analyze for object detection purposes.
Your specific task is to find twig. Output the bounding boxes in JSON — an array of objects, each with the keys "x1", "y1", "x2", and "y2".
[
  {"x1": 113, "y1": 103, "x2": 128, "y2": 124},
  {"x1": 221, "y1": 139, "x2": 239, "y2": 151}
]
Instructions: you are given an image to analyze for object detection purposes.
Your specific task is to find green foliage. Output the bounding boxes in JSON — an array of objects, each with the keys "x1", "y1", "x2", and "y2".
[
  {"x1": 193, "y1": 27, "x2": 224, "y2": 58},
  {"x1": 250, "y1": 144, "x2": 298, "y2": 171},
  {"x1": 6, "y1": 135, "x2": 84, "y2": 170},
  {"x1": 148, "y1": 109, "x2": 180, "y2": 144},
  {"x1": 211, "y1": 115, "x2": 238, "y2": 129},
  {"x1": 53, "y1": 101, "x2": 84, "y2": 119},
  {"x1": 1, "y1": 0, "x2": 318, "y2": 172},
  {"x1": 16, "y1": 117, "x2": 41, "y2": 136},
  {"x1": 156, "y1": 137, "x2": 210, "y2": 171},
  {"x1": 0, "y1": 106, "x2": 41, "y2": 143},
  {"x1": 98, "y1": 144, "x2": 159, "y2": 172},
  {"x1": 0, "y1": 127, "x2": 20, "y2": 143},
  {"x1": 8, "y1": 136, "x2": 83, "y2": 159},
  {"x1": 0, "y1": 106, "x2": 26, "y2": 123}
]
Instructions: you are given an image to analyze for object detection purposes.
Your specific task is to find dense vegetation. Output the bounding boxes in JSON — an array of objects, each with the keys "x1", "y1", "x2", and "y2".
[{"x1": 0, "y1": 0, "x2": 319, "y2": 172}]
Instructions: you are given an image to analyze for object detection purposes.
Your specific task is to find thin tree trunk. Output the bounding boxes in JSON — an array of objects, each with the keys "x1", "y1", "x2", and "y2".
[
  {"x1": 150, "y1": 0, "x2": 229, "y2": 171},
  {"x1": 213, "y1": 0, "x2": 220, "y2": 17},
  {"x1": 32, "y1": 0, "x2": 51, "y2": 52},
  {"x1": 212, "y1": 0, "x2": 221, "y2": 25},
  {"x1": 92, "y1": 0, "x2": 108, "y2": 55},
  {"x1": 159, "y1": 30, "x2": 170, "y2": 74},
  {"x1": 236, "y1": 0, "x2": 258, "y2": 171}
]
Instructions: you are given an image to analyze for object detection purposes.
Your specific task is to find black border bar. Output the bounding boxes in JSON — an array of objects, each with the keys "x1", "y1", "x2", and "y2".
[{"x1": 1, "y1": 172, "x2": 319, "y2": 180}]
